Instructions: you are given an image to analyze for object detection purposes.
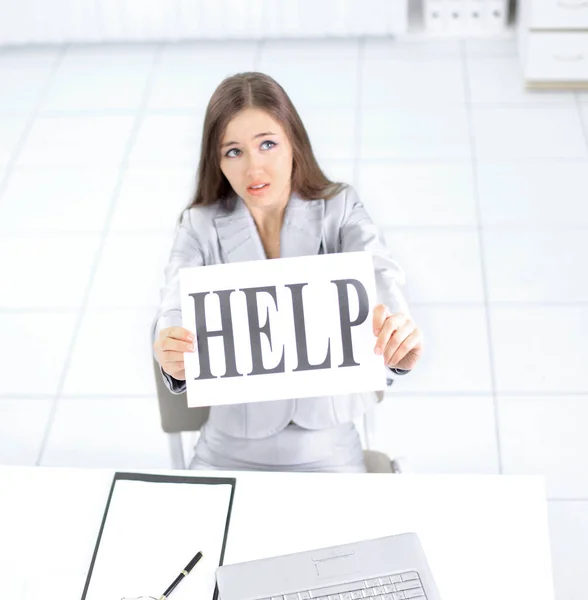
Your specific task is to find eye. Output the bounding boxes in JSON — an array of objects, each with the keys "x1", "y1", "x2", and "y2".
[{"x1": 224, "y1": 140, "x2": 276, "y2": 158}]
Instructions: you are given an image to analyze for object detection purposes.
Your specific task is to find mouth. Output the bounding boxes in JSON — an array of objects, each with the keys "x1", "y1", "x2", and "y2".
[{"x1": 247, "y1": 183, "x2": 270, "y2": 195}]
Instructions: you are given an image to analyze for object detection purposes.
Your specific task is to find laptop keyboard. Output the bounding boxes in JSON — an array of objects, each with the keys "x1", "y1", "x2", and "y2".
[{"x1": 265, "y1": 571, "x2": 427, "y2": 600}]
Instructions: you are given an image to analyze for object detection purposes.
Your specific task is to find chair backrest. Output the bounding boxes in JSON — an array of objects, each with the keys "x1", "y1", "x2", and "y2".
[
  {"x1": 152, "y1": 356, "x2": 209, "y2": 433},
  {"x1": 151, "y1": 319, "x2": 395, "y2": 472}
]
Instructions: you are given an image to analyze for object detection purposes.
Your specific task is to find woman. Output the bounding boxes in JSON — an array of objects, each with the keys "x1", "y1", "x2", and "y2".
[{"x1": 152, "y1": 72, "x2": 423, "y2": 473}]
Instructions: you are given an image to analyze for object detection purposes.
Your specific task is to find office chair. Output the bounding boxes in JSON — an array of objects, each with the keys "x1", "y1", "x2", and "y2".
[{"x1": 152, "y1": 354, "x2": 408, "y2": 473}]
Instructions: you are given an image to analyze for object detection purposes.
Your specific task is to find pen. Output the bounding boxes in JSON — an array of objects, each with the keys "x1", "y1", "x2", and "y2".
[{"x1": 158, "y1": 550, "x2": 203, "y2": 600}]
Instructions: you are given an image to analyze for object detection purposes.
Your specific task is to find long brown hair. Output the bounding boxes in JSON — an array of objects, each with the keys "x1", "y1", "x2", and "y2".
[{"x1": 180, "y1": 71, "x2": 346, "y2": 219}]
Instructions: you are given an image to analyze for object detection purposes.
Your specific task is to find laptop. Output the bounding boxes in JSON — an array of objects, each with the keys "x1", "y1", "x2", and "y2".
[{"x1": 216, "y1": 533, "x2": 442, "y2": 600}]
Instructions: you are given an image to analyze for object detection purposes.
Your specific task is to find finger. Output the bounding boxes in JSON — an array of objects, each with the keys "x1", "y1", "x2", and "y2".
[
  {"x1": 388, "y1": 329, "x2": 423, "y2": 367},
  {"x1": 374, "y1": 313, "x2": 408, "y2": 355},
  {"x1": 162, "y1": 350, "x2": 187, "y2": 364},
  {"x1": 162, "y1": 326, "x2": 194, "y2": 342},
  {"x1": 382, "y1": 321, "x2": 415, "y2": 364},
  {"x1": 372, "y1": 304, "x2": 389, "y2": 336},
  {"x1": 162, "y1": 354, "x2": 185, "y2": 371},
  {"x1": 161, "y1": 336, "x2": 195, "y2": 353}
]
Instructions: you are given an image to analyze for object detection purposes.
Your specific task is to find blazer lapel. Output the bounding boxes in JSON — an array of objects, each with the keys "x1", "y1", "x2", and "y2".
[
  {"x1": 214, "y1": 196, "x2": 266, "y2": 263},
  {"x1": 280, "y1": 193, "x2": 325, "y2": 259},
  {"x1": 213, "y1": 192, "x2": 325, "y2": 263}
]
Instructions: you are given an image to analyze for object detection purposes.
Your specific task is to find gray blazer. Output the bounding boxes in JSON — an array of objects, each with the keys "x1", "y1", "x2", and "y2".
[{"x1": 153, "y1": 184, "x2": 410, "y2": 439}]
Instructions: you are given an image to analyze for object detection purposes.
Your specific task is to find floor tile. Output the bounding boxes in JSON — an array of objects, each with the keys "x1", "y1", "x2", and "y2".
[
  {"x1": 147, "y1": 41, "x2": 257, "y2": 111},
  {"x1": 357, "y1": 162, "x2": 477, "y2": 227},
  {"x1": 382, "y1": 230, "x2": 485, "y2": 304},
  {"x1": 58, "y1": 44, "x2": 158, "y2": 68},
  {"x1": 365, "y1": 38, "x2": 461, "y2": 61},
  {"x1": 467, "y1": 55, "x2": 574, "y2": 105},
  {"x1": 16, "y1": 115, "x2": 135, "y2": 167},
  {"x1": 61, "y1": 308, "x2": 159, "y2": 396},
  {"x1": 318, "y1": 159, "x2": 355, "y2": 187},
  {"x1": 500, "y1": 397, "x2": 588, "y2": 499},
  {"x1": 296, "y1": 107, "x2": 356, "y2": 161},
  {"x1": 0, "y1": 166, "x2": 118, "y2": 233},
  {"x1": 360, "y1": 106, "x2": 471, "y2": 159},
  {"x1": 0, "y1": 116, "x2": 28, "y2": 166},
  {"x1": 580, "y1": 103, "x2": 588, "y2": 135},
  {"x1": 362, "y1": 55, "x2": 466, "y2": 107},
  {"x1": 374, "y1": 394, "x2": 499, "y2": 474},
  {"x1": 0, "y1": 234, "x2": 101, "y2": 308},
  {"x1": 41, "y1": 396, "x2": 171, "y2": 469},
  {"x1": 109, "y1": 165, "x2": 197, "y2": 233},
  {"x1": 41, "y1": 61, "x2": 152, "y2": 112},
  {"x1": 0, "y1": 399, "x2": 52, "y2": 465},
  {"x1": 87, "y1": 232, "x2": 176, "y2": 309},
  {"x1": 463, "y1": 37, "x2": 518, "y2": 57},
  {"x1": 264, "y1": 38, "x2": 359, "y2": 61},
  {"x1": 388, "y1": 306, "x2": 493, "y2": 393},
  {"x1": 0, "y1": 65, "x2": 53, "y2": 114},
  {"x1": 484, "y1": 229, "x2": 588, "y2": 303},
  {"x1": 491, "y1": 306, "x2": 588, "y2": 393},
  {"x1": 472, "y1": 107, "x2": 588, "y2": 159},
  {"x1": 0, "y1": 312, "x2": 77, "y2": 396},
  {"x1": 477, "y1": 160, "x2": 588, "y2": 227},
  {"x1": 259, "y1": 39, "x2": 359, "y2": 110},
  {"x1": 548, "y1": 501, "x2": 588, "y2": 600},
  {"x1": 128, "y1": 113, "x2": 204, "y2": 166}
]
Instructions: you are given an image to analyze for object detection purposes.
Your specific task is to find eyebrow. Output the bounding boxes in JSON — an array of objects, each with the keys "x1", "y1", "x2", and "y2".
[{"x1": 221, "y1": 132, "x2": 277, "y2": 148}]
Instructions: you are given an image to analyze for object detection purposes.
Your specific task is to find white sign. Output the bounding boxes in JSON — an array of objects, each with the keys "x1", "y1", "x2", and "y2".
[{"x1": 179, "y1": 251, "x2": 386, "y2": 407}]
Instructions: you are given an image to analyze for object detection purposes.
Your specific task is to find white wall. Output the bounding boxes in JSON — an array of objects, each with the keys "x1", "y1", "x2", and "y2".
[{"x1": 0, "y1": 0, "x2": 408, "y2": 45}]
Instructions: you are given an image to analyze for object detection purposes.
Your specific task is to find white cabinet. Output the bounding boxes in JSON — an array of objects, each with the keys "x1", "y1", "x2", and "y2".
[
  {"x1": 518, "y1": 0, "x2": 588, "y2": 86},
  {"x1": 529, "y1": 0, "x2": 588, "y2": 29},
  {"x1": 423, "y1": 0, "x2": 509, "y2": 34}
]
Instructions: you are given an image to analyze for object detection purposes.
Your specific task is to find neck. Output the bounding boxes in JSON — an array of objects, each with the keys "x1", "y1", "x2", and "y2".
[
  {"x1": 246, "y1": 188, "x2": 291, "y2": 235},
  {"x1": 250, "y1": 204, "x2": 285, "y2": 236}
]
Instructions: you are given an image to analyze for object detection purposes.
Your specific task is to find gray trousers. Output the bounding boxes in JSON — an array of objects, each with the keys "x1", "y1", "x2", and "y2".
[{"x1": 189, "y1": 420, "x2": 367, "y2": 473}]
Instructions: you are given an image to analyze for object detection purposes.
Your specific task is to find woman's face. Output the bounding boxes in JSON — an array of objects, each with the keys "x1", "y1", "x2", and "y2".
[{"x1": 219, "y1": 108, "x2": 293, "y2": 211}]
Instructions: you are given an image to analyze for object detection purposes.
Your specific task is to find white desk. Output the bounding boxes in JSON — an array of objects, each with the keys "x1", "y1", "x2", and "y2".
[{"x1": 0, "y1": 467, "x2": 555, "y2": 600}]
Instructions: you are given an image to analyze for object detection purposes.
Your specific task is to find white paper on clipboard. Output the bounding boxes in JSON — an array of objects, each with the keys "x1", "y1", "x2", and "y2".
[{"x1": 81, "y1": 473, "x2": 236, "y2": 600}]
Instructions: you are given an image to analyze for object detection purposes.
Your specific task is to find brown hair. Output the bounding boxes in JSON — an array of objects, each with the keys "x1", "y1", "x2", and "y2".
[{"x1": 180, "y1": 71, "x2": 346, "y2": 219}]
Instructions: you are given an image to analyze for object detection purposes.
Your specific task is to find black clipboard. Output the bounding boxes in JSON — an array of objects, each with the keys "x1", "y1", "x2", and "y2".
[{"x1": 81, "y1": 472, "x2": 237, "y2": 600}]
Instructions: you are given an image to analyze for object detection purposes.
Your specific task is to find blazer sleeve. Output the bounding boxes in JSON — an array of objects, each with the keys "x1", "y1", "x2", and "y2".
[
  {"x1": 339, "y1": 185, "x2": 412, "y2": 379},
  {"x1": 153, "y1": 210, "x2": 207, "y2": 395}
]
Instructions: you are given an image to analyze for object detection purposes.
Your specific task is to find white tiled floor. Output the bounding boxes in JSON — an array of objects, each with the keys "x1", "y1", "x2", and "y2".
[
  {"x1": 382, "y1": 230, "x2": 485, "y2": 303},
  {"x1": 1, "y1": 37, "x2": 587, "y2": 599},
  {"x1": 17, "y1": 115, "x2": 137, "y2": 167},
  {"x1": 471, "y1": 106, "x2": 588, "y2": 159},
  {"x1": 476, "y1": 160, "x2": 588, "y2": 227},
  {"x1": 548, "y1": 502, "x2": 588, "y2": 600},
  {"x1": 360, "y1": 106, "x2": 471, "y2": 159},
  {"x1": 0, "y1": 166, "x2": 119, "y2": 233},
  {"x1": 358, "y1": 162, "x2": 478, "y2": 227}
]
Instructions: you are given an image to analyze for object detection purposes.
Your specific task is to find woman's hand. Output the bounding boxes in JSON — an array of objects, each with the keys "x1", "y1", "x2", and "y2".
[
  {"x1": 372, "y1": 304, "x2": 423, "y2": 371},
  {"x1": 153, "y1": 326, "x2": 195, "y2": 381}
]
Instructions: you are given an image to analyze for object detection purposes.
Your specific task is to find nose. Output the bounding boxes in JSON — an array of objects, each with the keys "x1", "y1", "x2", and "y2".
[{"x1": 244, "y1": 150, "x2": 265, "y2": 175}]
